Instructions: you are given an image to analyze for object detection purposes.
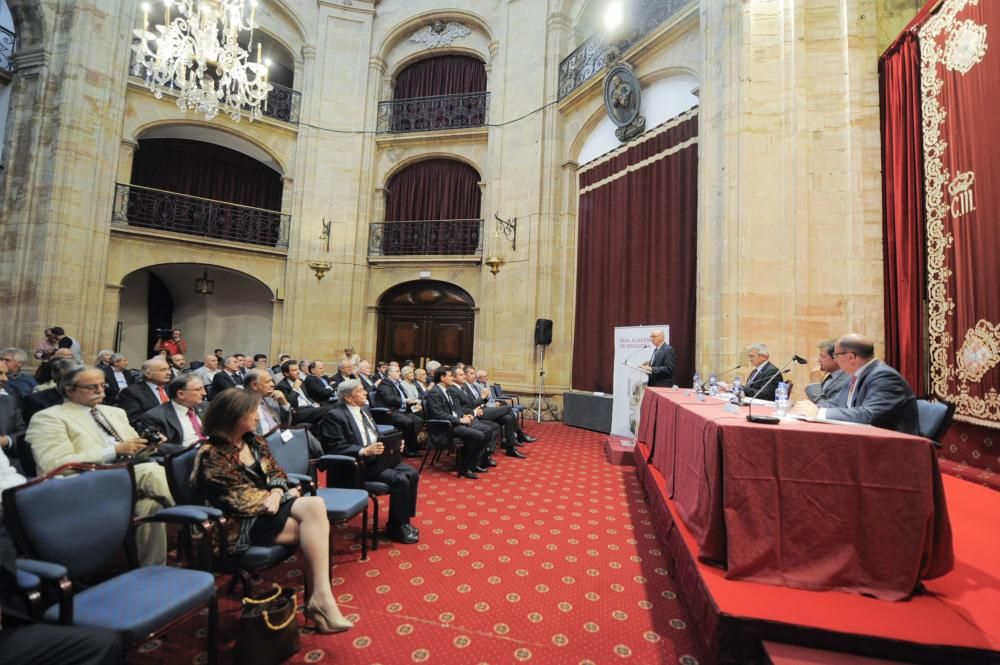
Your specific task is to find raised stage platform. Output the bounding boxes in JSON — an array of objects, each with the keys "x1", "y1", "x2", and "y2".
[{"x1": 634, "y1": 442, "x2": 1000, "y2": 665}]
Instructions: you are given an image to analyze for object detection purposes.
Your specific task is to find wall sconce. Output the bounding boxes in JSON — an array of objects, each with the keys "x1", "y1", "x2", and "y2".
[
  {"x1": 309, "y1": 261, "x2": 332, "y2": 281},
  {"x1": 194, "y1": 269, "x2": 214, "y2": 295},
  {"x1": 484, "y1": 254, "x2": 506, "y2": 276}
]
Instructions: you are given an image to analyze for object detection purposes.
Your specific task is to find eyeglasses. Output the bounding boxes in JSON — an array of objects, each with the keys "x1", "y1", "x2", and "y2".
[
  {"x1": 831, "y1": 351, "x2": 854, "y2": 358},
  {"x1": 72, "y1": 383, "x2": 106, "y2": 392}
]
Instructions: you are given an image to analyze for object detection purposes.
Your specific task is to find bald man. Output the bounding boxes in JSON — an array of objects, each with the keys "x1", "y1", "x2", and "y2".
[{"x1": 641, "y1": 329, "x2": 677, "y2": 388}]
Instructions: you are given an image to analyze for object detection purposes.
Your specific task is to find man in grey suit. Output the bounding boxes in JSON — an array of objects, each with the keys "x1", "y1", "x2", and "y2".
[
  {"x1": 641, "y1": 329, "x2": 677, "y2": 388},
  {"x1": 0, "y1": 361, "x2": 26, "y2": 467},
  {"x1": 805, "y1": 339, "x2": 850, "y2": 407},
  {"x1": 793, "y1": 334, "x2": 919, "y2": 435},
  {"x1": 245, "y1": 369, "x2": 292, "y2": 434}
]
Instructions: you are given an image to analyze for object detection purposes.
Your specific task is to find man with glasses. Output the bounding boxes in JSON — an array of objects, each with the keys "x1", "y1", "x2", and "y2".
[
  {"x1": 138, "y1": 375, "x2": 207, "y2": 456},
  {"x1": 792, "y1": 334, "x2": 919, "y2": 434},
  {"x1": 116, "y1": 356, "x2": 174, "y2": 427},
  {"x1": 0, "y1": 348, "x2": 37, "y2": 399},
  {"x1": 640, "y1": 329, "x2": 677, "y2": 388},
  {"x1": 25, "y1": 366, "x2": 175, "y2": 565},
  {"x1": 804, "y1": 339, "x2": 850, "y2": 407},
  {"x1": 719, "y1": 343, "x2": 780, "y2": 401}
]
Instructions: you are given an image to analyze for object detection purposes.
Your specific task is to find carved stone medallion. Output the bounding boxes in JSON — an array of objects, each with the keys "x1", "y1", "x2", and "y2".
[
  {"x1": 409, "y1": 21, "x2": 472, "y2": 49},
  {"x1": 603, "y1": 61, "x2": 645, "y2": 142}
]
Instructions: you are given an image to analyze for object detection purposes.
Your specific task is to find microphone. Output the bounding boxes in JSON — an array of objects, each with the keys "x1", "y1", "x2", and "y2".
[
  {"x1": 716, "y1": 364, "x2": 742, "y2": 379},
  {"x1": 746, "y1": 356, "x2": 803, "y2": 425}
]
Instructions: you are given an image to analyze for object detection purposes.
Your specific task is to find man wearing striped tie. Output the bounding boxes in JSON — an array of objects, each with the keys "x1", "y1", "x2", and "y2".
[
  {"x1": 244, "y1": 369, "x2": 293, "y2": 434},
  {"x1": 138, "y1": 375, "x2": 208, "y2": 456}
]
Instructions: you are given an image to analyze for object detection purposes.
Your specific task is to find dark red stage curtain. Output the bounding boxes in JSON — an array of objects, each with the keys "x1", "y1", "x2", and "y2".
[
  {"x1": 384, "y1": 159, "x2": 481, "y2": 221},
  {"x1": 572, "y1": 111, "x2": 698, "y2": 393},
  {"x1": 394, "y1": 56, "x2": 487, "y2": 99},
  {"x1": 131, "y1": 139, "x2": 282, "y2": 211},
  {"x1": 920, "y1": 0, "x2": 1000, "y2": 427},
  {"x1": 879, "y1": 30, "x2": 926, "y2": 392}
]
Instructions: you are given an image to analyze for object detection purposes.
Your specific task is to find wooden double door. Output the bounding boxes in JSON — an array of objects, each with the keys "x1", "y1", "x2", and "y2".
[{"x1": 376, "y1": 281, "x2": 475, "y2": 367}]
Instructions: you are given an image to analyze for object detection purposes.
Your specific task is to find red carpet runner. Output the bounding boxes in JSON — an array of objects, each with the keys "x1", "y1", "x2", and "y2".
[{"x1": 131, "y1": 423, "x2": 703, "y2": 664}]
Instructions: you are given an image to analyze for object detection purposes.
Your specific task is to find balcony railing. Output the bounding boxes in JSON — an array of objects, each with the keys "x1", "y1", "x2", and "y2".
[
  {"x1": 1, "y1": 26, "x2": 14, "y2": 74},
  {"x1": 557, "y1": 0, "x2": 690, "y2": 100},
  {"x1": 112, "y1": 183, "x2": 289, "y2": 249},
  {"x1": 376, "y1": 92, "x2": 489, "y2": 134},
  {"x1": 368, "y1": 220, "x2": 483, "y2": 257},
  {"x1": 128, "y1": 51, "x2": 301, "y2": 125}
]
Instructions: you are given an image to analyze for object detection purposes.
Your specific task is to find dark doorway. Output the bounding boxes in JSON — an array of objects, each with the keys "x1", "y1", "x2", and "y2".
[
  {"x1": 376, "y1": 281, "x2": 475, "y2": 367},
  {"x1": 146, "y1": 272, "x2": 174, "y2": 357}
]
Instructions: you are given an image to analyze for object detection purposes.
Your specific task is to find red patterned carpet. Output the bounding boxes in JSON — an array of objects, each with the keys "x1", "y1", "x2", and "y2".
[{"x1": 131, "y1": 423, "x2": 703, "y2": 664}]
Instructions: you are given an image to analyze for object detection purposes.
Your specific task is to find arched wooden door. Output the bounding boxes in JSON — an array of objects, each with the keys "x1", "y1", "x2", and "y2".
[{"x1": 376, "y1": 281, "x2": 475, "y2": 366}]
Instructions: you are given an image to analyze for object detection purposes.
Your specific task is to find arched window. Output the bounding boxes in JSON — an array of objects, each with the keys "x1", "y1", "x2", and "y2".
[{"x1": 394, "y1": 55, "x2": 486, "y2": 99}]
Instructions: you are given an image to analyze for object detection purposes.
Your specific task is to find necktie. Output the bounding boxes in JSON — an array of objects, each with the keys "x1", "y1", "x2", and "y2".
[
  {"x1": 157, "y1": 385, "x2": 168, "y2": 404},
  {"x1": 847, "y1": 374, "x2": 859, "y2": 407},
  {"x1": 258, "y1": 404, "x2": 277, "y2": 433},
  {"x1": 187, "y1": 408, "x2": 203, "y2": 438},
  {"x1": 747, "y1": 368, "x2": 758, "y2": 385},
  {"x1": 650, "y1": 346, "x2": 658, "y2": 364},
  {"x1": 360, "y1": 409, "x2": 376, "y2": 445},
  {"x1": 395, "y1": 382, "x2": 408, "y2": 411},
  {"x1": 91, "y1": 408, "x2": 123, "y2": 442},
  {"x1": 444, "y1": 388, "x2": 455, "y2": 415}
]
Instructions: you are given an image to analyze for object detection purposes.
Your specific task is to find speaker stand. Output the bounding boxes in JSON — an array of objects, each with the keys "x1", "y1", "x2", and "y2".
[{"x1": 529, "y1": 344, "x2": 554, "y2": 423}]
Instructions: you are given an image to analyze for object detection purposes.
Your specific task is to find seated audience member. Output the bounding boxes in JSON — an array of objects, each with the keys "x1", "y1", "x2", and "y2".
[
  {"x1": 303, "y1": 361, "x2": 337, "y2": 404},
  {"x1": 116, "y1": 356, "x2": 173, "y2": 426},
  {"x1": 213, "y1": 348, "x2": 224, "y2": 364},
  {"x1": 0, "y1": 445, "x2": 26, "y2": 500},
  {"x1": 793, "y1": 334, "x2": 919, "y2": 435},
  {"x1": 26, "y1": 366, "x2": 174, "y2": 565},
  {"x1": 466, "y1": 366, "x2": 535, "y2": 445},
  {"x1": 242, "y1": 355, "x2": 256, "y2": 374},
  {"x1": 101, "y1": 353, "x2": 134, "y2": 407},
  {"x1": 211, "y1": 356, "x2": 244, "y2": 397},
  {"x1": 0, "y1": 348, "x2": 37, "y2": 399},
  {"x1": 191, "y1": 389, "x2": 352, "y2": 633},
  {"x1": 23, "y1": 359, "x2": 78, "y2": 423},
  {"x1": 154, "y1": 328, "x2": 187, "y2": 356},
  {"x1": 138, "y1": 375, "x2": 207, "y2": 456},
  {"x1": 475, "y1": 369, "x2": 491, "y2": 393},
  {"x1": 270, "y1": 354, "x2": 291, "y2": 381},
  {"x1": 451, "y1": 367, "x2": 524, "y2": 460},
  {"x1": 0, "y1": 525, "x2": 123, "y2": 665},
  {"x1": 423, "y1": 367, "x2": 490, "y2": 479},
  {"x1": 95, "y1": 350, "x2": 114, "y2": 369},
  {"x1": 168, "y1": 353, "x2": 188, "y2": 379},
  {"x1": 424, "y1": 361, "x2": 441, "y2": 383},
  {"x1": 718, "y1": 343, "x2": 780, "y2": 401},
  {"x1": 33, "y1": 327, "x2": 60, "y2": 361},
  {"x1": 374, "y1": 366, "x2": 424, "y2": 457},
  {"x1": 193, "y1": 354, "x2": 221, "y2": 386},
  {"x1": 356, "y1": 360, "x2": 378, "y2": 392},
  {"x1": 0, "y1": 361, "x2": 26, "y2": 466},
  {"x1": 314, "y1": 380, "x2": 421, "y2": 543},
  {"x1": 400, "y1": 366, "x2": 421, "y2": 402},
  {"x1": 331, "y1": 359, "x2": 356, "y2": 387},
  {"x1": 253, "y1": 354, "x2": 269, "y2": 370},
  {"x1": 276, "y1": 361, "x2": 330, "y2": 425},
  {"x1": 413, "y1": 368, "x2": 430, "y2": 395},
  {"x1": 805, "y1": 339, "x2": 850, "y2": 407},
  {"x1": 244, "y1": 369, "x2": 292, "y2": 434}
]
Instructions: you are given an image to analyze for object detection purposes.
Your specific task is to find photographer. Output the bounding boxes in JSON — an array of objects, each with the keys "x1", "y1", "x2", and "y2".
[{"x1": 153, "y1": 328, "x2": 188, "y2": 356}]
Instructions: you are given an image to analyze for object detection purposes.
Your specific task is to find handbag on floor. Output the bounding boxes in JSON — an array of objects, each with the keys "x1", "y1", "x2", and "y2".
[{"x1": 236, "y1": 584, "x2": 301, "y2": 665}]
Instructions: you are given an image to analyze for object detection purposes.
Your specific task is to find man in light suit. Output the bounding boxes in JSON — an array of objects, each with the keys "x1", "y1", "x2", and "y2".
[
  {"x1": 641, "y1": 329, "x2": 677, "y2": 388},
  {"x1": 313, "y1": 380, "x2": 420, "y2": 544},
  {"x1": 805, "y1": 339, "x2": 850, "y2": 407},
  {"x1": 794, "y1": 334, "x2": 919, "y2": 435},
  {"x1": 25, "y1": 366, "x2": 175, "y2": 566},
  {"x1": 138, "y1": 374, "x2": 207, "y2": 456},
  {"x1": 116, "y1": 356, "x2": 173, "y2": 426}
]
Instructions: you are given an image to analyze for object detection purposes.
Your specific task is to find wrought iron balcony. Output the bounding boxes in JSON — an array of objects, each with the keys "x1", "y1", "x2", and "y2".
[
  {"x1": 112, "y1": 183, "x2": 289, "y2": 249},
  {"x1": 368, "y1": 220, "x2": 483, "y2": 257},
  {"x1": 376, "y1": 92, "x2": 489, "y2": 134},
  {"x1": 1, "y1": 26, "x2": 14, "y2": 74},
  {"x1": 557, "y1": 0, "x2": 690, "y2": 100},
  {"x1": 128, "y1": 52, "x2": 301, "y2": 124}
]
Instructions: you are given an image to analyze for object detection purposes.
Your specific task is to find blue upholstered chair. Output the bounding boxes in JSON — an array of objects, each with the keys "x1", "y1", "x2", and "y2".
[
  {"x1": 491, "y1": 384, "x2": 526, "y2": 426},
  {"x1": 367, "y1": 390, "x2": 397, "y2": 436},
  {"x1": 265, "y1": 428, "x2": 372, "y2": 561},
  {"x1": 2, "y1": 463, "x2": 218, "y2": 664},
  {"x1": 916, "y1": 398, "x2": 956, "y2": 447},
  {"x1": 162, "y1": 445, "x2": 299, "y2": 596}
]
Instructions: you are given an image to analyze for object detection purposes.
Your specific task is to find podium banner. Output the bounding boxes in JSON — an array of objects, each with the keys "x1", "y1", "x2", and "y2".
[{"x1": 611, "y1": 325, "x2": 668, "y2": 438}]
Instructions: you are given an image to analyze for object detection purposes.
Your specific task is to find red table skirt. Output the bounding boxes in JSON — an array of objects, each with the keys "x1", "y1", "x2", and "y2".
[{"x1": 637, "y1": 388, "x2": 954, "y2": 600}]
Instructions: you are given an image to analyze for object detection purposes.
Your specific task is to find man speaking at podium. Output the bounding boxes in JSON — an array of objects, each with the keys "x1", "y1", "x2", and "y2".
[{"x1": 641, "y1": 329, "x2": 676, "y2": 387}]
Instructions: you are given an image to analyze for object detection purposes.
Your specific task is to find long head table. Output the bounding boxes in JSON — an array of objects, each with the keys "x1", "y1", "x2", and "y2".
[{"x1": 636, "y1": 388, "x2": 954, "y2": 600}]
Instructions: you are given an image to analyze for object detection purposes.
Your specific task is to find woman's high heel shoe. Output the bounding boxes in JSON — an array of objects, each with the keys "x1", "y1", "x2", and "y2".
[{"x1": 305, "y1": 600, "x2": 353, "y2": 634}]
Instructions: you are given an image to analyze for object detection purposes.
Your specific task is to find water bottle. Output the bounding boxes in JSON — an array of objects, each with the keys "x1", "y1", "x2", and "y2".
[
  {"x1": 708, "y1": 374, "x2": 718, "y2": 396},
  {"x1": 692, "y1": 371, "x2": 701, "y2": 392},
  {"x1": 774, "y1": 382, "x2": 790, "y2": 417},
  {"x1": 730, "y1": 376, "x2": 742, "y2": 404}
]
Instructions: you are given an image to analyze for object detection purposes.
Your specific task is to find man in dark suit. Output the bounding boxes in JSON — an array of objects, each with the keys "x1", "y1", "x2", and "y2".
[
  {"x1": 721, "y1": 343, "x2": 780, "y2": 401},
  {"x1": 101, "y1": 353, "x2": 135, "y2": 407},
  {"x1": 276, "y1": 360, "x2": 331, "y2": 425},
  {"x1": 210, "y1": 356, "x2": 243, "y2": 398},
  {"x1": 356, "y1": 360, "x2": 378, "y2": 393},
  {"x1": 313, "y1": 380, "x2": 421, "y2": 544},
  {"x1": 423, "y1": 367, "x2": 490, "y2": 479},
  {"x1": 330, "y1": 359, "x2": 355, "y2": 387},
  {"x1": 374, "y1": 365, "x2": 424, "y2": 458},
  {"x1": 805, "y1": 339, "x2": 850, "y2": 407},
  {"x1": 641, "y1": 329, "x2": 677, "y2": 388},
  {"x1": 22, "y1": 359, "x2": 77, "y2": 424},
  {"x1": 0, "y1": 361, "x2": 26, "y2": 470},
  {"x1": 138, "y1": 374, "x2": 207, "y2": 456},
  {"x1": 116, "y1": 356, "x2": 173, "y2": 426},
  {"x1": 304, "y1": 361, "x2": 337, "y2": 404},
  {"x1": 794, "y1": 334, "x2": 919, "y2": 435},
  {"x1": 453, "y1": 367, "x2": 527, "y2": 459}
]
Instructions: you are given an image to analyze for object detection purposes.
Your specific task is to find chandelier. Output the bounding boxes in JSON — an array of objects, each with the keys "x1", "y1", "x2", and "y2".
[{"x1": 132, "y1": 0, "x2": 273, "y2": 122}]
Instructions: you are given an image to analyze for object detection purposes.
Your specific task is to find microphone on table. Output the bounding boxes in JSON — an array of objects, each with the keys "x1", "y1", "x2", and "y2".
[
  {"x1": 716, "y1": 364, "x2": 742, "y2": 379},
  {"x1": 746, "y1": 355, "x2": 808, "y2": 425}
]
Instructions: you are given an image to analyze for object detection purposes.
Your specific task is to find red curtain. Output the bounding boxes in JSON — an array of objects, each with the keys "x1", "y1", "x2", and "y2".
[
  {"x1": 394, "y1": 56, "x2": 487, "y2": 99},
  {"x1": 131, "y1": 139, "x2": 282, "y2": 211},
  {"x1": 385, "y1": 159, "x2": 481, "y2": 221},
  {"x1": 879, "y1": 30, "x2": 926, "y2": 393},
  {"x1": 572, "y1": 113, "x2": 699, "y2": 393}
]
